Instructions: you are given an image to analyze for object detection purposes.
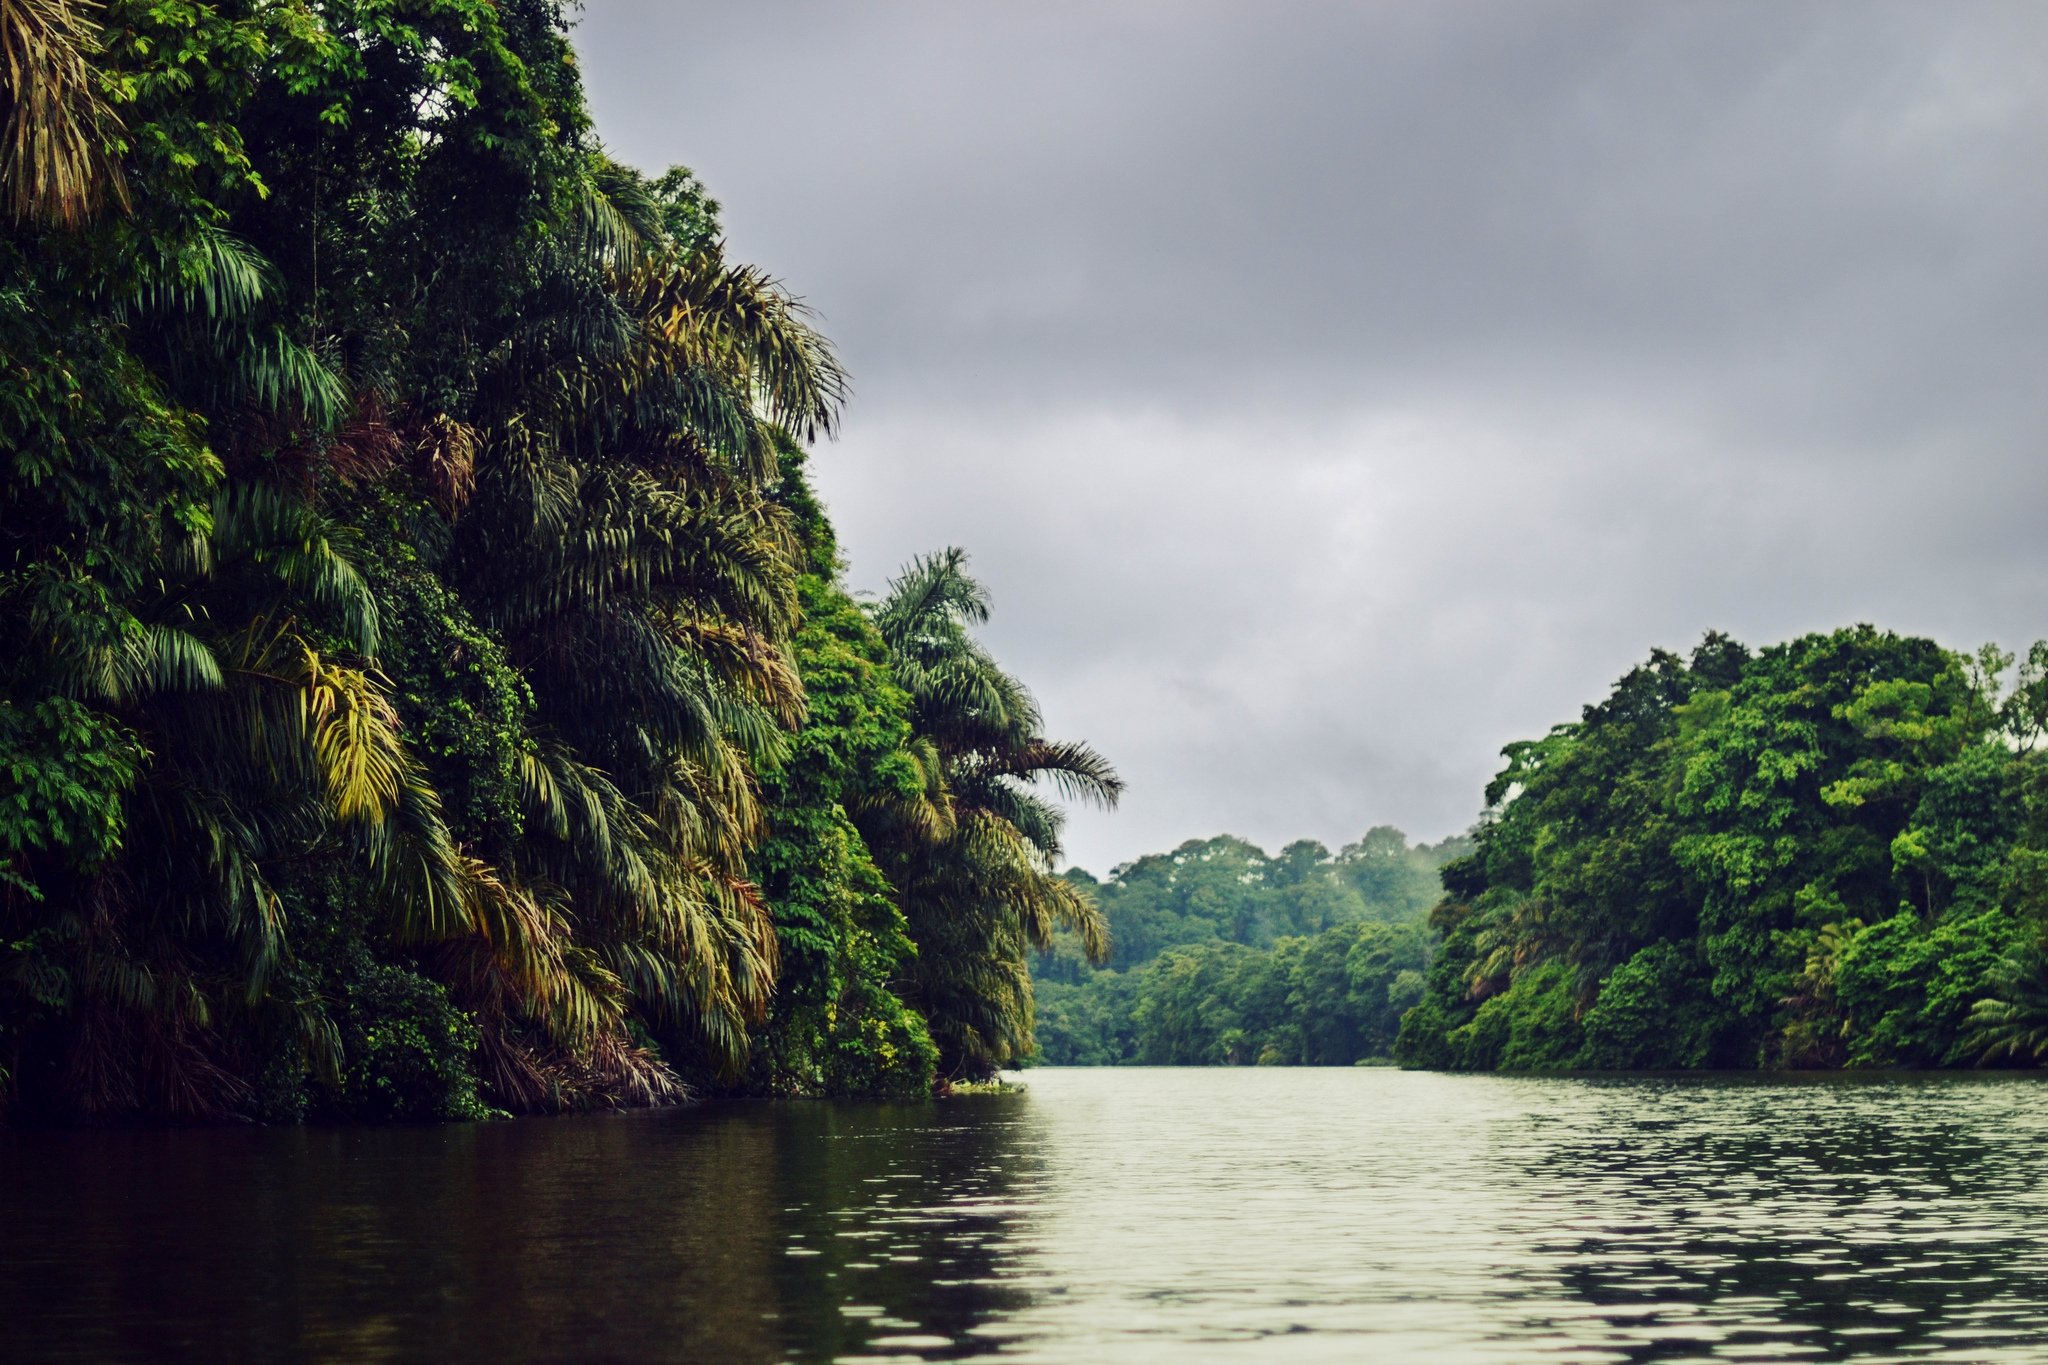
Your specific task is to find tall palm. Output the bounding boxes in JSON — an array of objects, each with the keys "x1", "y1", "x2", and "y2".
[
  {"x1": 865, "y1": 549, "x2": 1120, "y2": 1076},
  {"x1": 422, "y1": 159, "x2": 846, "y2": 1094}
]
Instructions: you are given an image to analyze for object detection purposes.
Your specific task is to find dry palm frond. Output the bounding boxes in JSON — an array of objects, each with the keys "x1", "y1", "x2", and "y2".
[
  {"x1": 326, "y1": 399, "x2": 405, "y2": 485},
  {"x1": 0, "y1": 0, "x2": 126, "y2": 227},
  {"x1": 414, "y1": 411, "x2": 480, "y2": 516}
]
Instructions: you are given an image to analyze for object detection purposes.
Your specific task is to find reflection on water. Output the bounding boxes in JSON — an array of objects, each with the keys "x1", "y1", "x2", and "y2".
[{"x1": 3, "y1": 1070, "x2": 2045, "y2": 1361}]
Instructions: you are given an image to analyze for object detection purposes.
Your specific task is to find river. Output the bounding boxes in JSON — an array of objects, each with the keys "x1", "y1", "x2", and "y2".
[{"x1": 4, "y1": 1068, "x2": 2046, "y2": 1361}]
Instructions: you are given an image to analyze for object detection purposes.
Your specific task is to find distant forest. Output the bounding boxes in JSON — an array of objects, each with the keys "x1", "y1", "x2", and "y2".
[{"x1": 1030, "y1": 831, "x2": 1466, "y2": 1066}]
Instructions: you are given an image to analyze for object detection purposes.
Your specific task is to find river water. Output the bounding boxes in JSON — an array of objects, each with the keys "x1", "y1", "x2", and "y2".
[{"x1": 4, "y1": 1068, "x2": 2047, "y2": 1362}]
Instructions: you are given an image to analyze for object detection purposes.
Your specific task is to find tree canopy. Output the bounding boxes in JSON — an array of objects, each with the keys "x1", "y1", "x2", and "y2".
[{"x1": 1398, "y1": 628, "x2": 2048, "y2": 1073}]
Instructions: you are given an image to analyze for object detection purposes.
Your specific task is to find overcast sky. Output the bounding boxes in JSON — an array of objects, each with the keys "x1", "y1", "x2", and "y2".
[{"x1": 577, "y1": 1, "x2": 2048, "y2": 875}]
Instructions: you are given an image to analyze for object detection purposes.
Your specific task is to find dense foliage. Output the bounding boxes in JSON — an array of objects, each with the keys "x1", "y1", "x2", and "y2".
[
  {"x1": 1398, "y1": 629, "x2": 2048, "y2": 1072},
  {"x1": 1032, "y1": 832, "x2": 1459, "y2": 1065},
  {"x1": 0, "y1": 0, "x2": 1110, "y2": 1121}
]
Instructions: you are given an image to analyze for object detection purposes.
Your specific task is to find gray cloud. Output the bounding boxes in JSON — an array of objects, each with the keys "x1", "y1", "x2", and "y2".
[{"x1": 578, "y1": 1, "x2": 2048, "y2": 872}]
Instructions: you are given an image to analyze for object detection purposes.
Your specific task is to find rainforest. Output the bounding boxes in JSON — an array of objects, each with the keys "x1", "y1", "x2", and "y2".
[
  {"x1": 1023, "y1": 631, "x2": 2048, "y2": 1076},
  {"x1": 14, "y1": 7, "x2": 2048, "y2": 1364},
  {"x1": 0, "y1": 0, "x2": 1121, "y2": 1122},
  {"x1": 1391, "y1": 629, "x2": 2048, "y2": 1072},
  {"x1": 7, "y1": 4, "x2": 2048, "y2": 1133},
  {"x1": 22, "y1": 0, "x2": 2048, "y2": 1130}
]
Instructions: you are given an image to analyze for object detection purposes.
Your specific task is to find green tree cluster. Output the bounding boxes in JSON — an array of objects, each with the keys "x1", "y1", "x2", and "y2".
[
  {"x1": 1398, "y1": 628, "x2": 2048, "y2": 1072},
  {"x1": 1032, "y1": 832, "x2": 1455, "y2": 1065},
  {"x1": 0, "y1": 1, "x2": 1110, "y2": 1121}
]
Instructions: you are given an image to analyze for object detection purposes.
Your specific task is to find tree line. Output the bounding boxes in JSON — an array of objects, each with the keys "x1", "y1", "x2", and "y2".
[
  {"x1": 1398, "y1": 628, "x2": 2048, "y2": 1071},
  {"x1": 0, "y1": 0, "x2": 1113, "y2": 1121},
  {"x1": 1031, "y1": 832, "x2": 1462, "y2": 1066}
]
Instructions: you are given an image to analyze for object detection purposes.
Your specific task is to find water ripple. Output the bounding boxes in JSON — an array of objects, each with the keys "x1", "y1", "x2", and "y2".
[{"x1": 4, "y1": 1070, "x2": 2046, "y2": 1361}]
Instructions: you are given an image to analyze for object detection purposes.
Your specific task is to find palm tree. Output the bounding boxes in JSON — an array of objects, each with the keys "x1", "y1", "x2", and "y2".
[
  {"x1": 18, "y1": 477, "x2": 488, "y2": 1117},
  {"x1": 1965, "y1": 952, "x2": 2048, "y2": 1064},
  {"x1": 3, "y1": 5, "x2": 949, "y2": 1116},
  {"x1": 409, "y1": 157, "x2": 849, "y2": 1098},
  {"x1": 864, "y1": 549, "x2": 1120, "y2": 1077}
]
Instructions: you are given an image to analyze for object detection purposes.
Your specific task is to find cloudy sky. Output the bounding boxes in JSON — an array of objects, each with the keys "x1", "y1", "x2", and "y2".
[{"x1": 577, "y1": 2, "x2": 2048, "y2": 875}]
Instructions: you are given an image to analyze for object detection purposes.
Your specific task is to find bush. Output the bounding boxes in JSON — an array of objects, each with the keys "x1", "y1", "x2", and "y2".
[{"x1": 1577, "y1": 943, "x2": 1732, "y2": 1068}]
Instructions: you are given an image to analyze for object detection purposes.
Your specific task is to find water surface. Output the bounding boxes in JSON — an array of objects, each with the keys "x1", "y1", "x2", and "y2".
[{"x1": 5, "y1": 1068, "x2": 2046, "y2": 1361}]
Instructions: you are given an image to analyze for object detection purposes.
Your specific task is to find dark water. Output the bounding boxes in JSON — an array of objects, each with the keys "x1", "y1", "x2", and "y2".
[{"x1": 5, "y1": 1069, "x2": 2048, "y2": 1362}]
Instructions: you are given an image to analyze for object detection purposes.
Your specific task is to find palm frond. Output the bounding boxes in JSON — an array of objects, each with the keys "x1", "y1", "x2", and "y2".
[
  {"x1": 1966, "y1": 954, "x2": 2048, "y2": 1064},
  {"x1": 875, "y1": 547, "x2": 990, "y2": 646},
  {"x1": 219, "y1": 327, "x2": 348, "y2": 430},
  {"x1": 297, "y1": 649, "x2": 407, "y2": 825},
  {"x1": 209, "y1": 484, "x2": 380, "y2": 657},
  {"x1": 978, "y1": 738, "x2": 1125, "y2": 809},
  {"x1": 618, "y1": 243, "x2": 849, "y2": 444},
  {"x1": 142, "y1": 623, "x2": 223, "y2": 694},
  {"x1": 125, "y1": 224, "x2": 277, "y2": 324}
]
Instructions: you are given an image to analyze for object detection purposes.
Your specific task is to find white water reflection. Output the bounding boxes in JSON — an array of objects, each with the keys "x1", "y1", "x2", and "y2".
[{"x1": 979, "y1": 1069, "x2": 2048, "y2": 1362}]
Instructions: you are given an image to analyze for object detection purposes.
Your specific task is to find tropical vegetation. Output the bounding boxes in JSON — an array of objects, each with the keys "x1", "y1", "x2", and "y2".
[
  {"x1": 0, "y1": 0, "x2": 1111, "y2": 1122},
  {"x1": 10, "y1": 5, "x2": 2045, "y2": 1125},
  {"x1": 1398, "y1": 629, "x2": 2048, "y2": 1072}
]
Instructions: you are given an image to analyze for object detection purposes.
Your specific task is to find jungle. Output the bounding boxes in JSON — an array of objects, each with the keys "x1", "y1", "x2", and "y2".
[
  {"x1": 0, "y1": 0, "x2": 1116, "y2": 1121},
  {"x1": 7, "y1": 3, "x2": 2048, "y2": 1131},
  {"x1": 1394, "y1": 629, "x2": 2048, "y2": 1072},
  {"x1": 1027, "y1": 632, "x2": 2048, "y2": 1077}
]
